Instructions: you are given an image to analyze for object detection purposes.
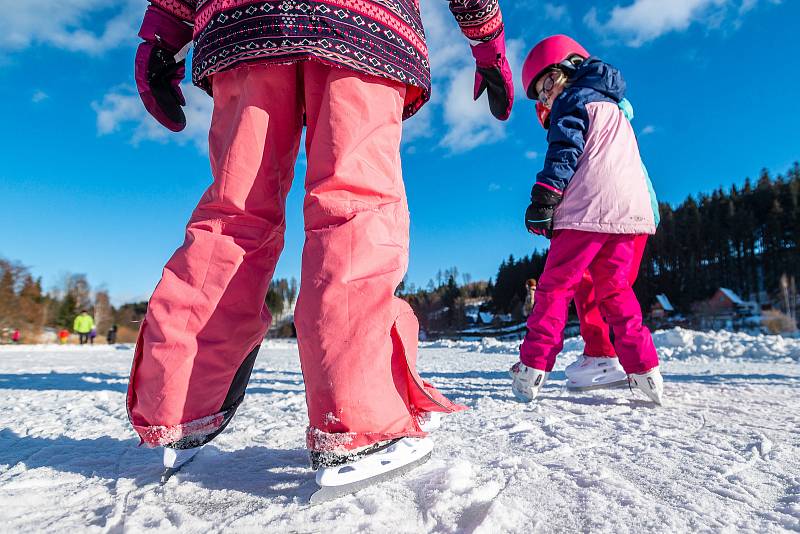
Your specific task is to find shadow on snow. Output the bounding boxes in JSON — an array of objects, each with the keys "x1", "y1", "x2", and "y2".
[
  {"x1": 0, "y1": 371, "x2": 305, "y2": 394},
  {"x1": 0, "y1": 429, "x2": 316, "y2": 501}
]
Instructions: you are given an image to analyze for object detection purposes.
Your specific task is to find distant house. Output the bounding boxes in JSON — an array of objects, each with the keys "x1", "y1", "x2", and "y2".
[
  {"x1": 708, "y1": 288, "x2": 759, "y2": 316},
  {"x1": 464, "y1": 305, "x2": 480, "y2": 324},
  {"x1": 463, "y1": 304, "x2": 495, "y2": 326},
  {"x1": 693, "y1": 288, "x2": 760, "y2": 331},
  {"x1": 650, "y1": 294, "x2": 674, "y2": 319},
  {"x1": 464, "y1": 299, "x2": 490, "y2": 325}
]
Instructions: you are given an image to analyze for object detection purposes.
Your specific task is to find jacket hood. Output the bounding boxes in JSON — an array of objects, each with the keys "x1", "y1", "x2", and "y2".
[{"x1": 568, "y1": 57, "x2": 626, "y2": 102}]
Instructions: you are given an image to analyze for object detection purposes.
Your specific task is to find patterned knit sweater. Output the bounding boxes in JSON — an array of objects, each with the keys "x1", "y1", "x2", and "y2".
[{"x1": 151, "y1": 0, "x2": 504, "y2": 119}]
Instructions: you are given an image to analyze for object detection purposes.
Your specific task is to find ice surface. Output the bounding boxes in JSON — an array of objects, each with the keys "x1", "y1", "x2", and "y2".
[{"x1": 1, "y1": 329, "x2": 799, "y2": 532}]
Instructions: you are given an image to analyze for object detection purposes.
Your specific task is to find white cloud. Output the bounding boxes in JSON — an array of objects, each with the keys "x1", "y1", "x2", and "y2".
[
  {"x1": 585, "y1": 0, "x2": 729, "y2": 46},
  {"x1": 93, "y1": 83, "x2": 213, "y2": 153},
  {"x1": 440, "y1": 66, "x2": 506, "y2": 152},
  {"x1": 488, "y1": 183, "x2": 501, "y2": 192},
  {"x1": 10, "y1": 0, "x2": 518, "y2": 156},
  {"x1": 525, "y1": 150, "x2": 539, "y2": 160},
  {"x1": 739, "y1": 0, "x2": 758, "y2": 13},
  {"x1": 403, "y1": 1, "x2": 524, "y2": 154},
  {"x1": 544, "y1": 3, "x2": 570, "y2": 22},
  {"x1": 32, "y1": 90, "x2": 49, "y2": 103},
  {"x1": 641, "y1": 125, "x2": 656, "y2": 135},
  {"x1": 0, "y1": 0, "x2": 147, "y2": 53},
  {"x1": 402, "y1": 101, "x2": 434, "y2": 143}
]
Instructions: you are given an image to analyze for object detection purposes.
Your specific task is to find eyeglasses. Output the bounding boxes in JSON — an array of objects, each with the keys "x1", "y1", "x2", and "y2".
[{"x1": 536, "y1": 71, "x2": 560, "y2": 104}]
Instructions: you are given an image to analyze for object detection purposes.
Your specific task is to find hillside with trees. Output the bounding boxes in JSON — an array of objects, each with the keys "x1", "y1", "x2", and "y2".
[
  {"x1": 0, "y1": 257, "x2": 300, "y2": 343},
  {"x1": 0, "y1": 261, "x2": 142, "y2": 343}
]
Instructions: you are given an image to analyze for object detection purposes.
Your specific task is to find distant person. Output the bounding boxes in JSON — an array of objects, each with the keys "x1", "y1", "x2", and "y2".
[
  {"x1": 58, "y1": 328, "x2": 70, "y2": 345},
  {"x1": 523, "y1": 279, "x2": 537, "y2": 316},
  {"x1": 511, "y1": 35, "x2": 663, "y2": 405},
  {"x1": 73, "y1": 310, "x2": 95, "y2": 345},
  {"x1": 89, "y1": 327, "x2": 97, "y2": 345},
  {"x1": 11, "y1": 329, "x2": 21, "y2": 344},
  {"x1": 107, "y1": 324, "x2": 118, "y2": 345}
]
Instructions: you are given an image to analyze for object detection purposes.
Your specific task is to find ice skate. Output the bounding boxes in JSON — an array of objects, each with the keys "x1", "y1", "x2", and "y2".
[
  {"x1": 509, "y1": 362, "x2": 549, "y2": 403},
  {"x1": 309, "y1": 437, "x2": 434, "y2": 504},
  {"x1": 160, "y1": 445, "x2": 202, "y2": 484},
  {"x1": 565, "y1": 355, "x2": 628, "y2": 391},
  {"x1": 628, "y1": 367, "x2": 665, "y2": 406}
]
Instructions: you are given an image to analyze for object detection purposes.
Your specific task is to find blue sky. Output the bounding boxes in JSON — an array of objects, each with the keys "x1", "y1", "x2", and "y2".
[{"x1": 1, "y1": 0, "x2": 797, "y2": 304}]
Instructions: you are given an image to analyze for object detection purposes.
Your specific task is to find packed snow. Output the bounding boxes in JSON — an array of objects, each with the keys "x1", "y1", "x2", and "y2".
[{"x1": 1, "y1": 328, "x2": 798, "y2": 532}]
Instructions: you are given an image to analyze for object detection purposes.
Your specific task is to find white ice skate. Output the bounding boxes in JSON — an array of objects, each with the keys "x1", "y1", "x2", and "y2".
[
  {"x1": 310, "y1": 437, "x2": 434, "y2": 504},
  {"x1": 565, "y1": 355, "x2": 628, "y2": 391},
  {"x1": 509, "y1": 362, "x2": 549, "y2": 403},
  {"x1": 160, "y1": 446, "x2": 202, "y2": 484},
  {"x1": 628, "y1": 367, "x2": 665, "y2": 406}
]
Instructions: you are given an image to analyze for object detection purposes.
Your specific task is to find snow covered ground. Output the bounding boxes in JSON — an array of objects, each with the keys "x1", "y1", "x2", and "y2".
[{"x1": 1, "y1": 328, "x2": 799, "y2": 533}]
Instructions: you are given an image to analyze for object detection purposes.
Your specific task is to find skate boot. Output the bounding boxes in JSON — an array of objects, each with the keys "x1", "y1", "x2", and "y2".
[
  {"x1": 310, "y1": 437, "x2": 434, "y2": 504},
  {"x1": 628, "y1": 367, "x2": 665, "y2": 406},
  {"x1": 160, "y1": 445, "x2": 203, "y2": 484},
  {"x1": 509, "y1": 362, "x2": 548, "y2": 403},
  {"x1": 565, "y1": 355, "x2": 628, "y2": 391}
]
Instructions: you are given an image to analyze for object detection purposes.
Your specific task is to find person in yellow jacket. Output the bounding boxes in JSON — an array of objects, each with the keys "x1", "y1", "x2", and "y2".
[{"x1": 73, "y1": 310, "x2": 95, "y2": 345}]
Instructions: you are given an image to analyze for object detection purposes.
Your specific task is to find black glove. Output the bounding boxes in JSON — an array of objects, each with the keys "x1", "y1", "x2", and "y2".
[
  {"x1": 135, "y1": 6, "x2": 192, "y2": 132},
  {"x1": 470, "y1": 30, "x2": 514, "y2": 121},
  {"x1": 525, "y1": 184, "x2": 563, "y2": 239}
]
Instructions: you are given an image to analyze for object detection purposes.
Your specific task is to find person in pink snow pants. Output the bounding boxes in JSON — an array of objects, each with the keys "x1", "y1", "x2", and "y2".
[
  {"x1": 510, "y1": 35, "x2": 664, "y2": 405},
  {"x1": 573, "y1": 234, "x2": 648, "y2": 357},
  {"x1": 126, "y1": 0, "x2": 514, "y2": 460},
  {"x1": 533, "y1": 96, "x2": 660, "y2": 390},
  {"x1": 534, "y1": 100, "x2": 650, "y2": 358}
]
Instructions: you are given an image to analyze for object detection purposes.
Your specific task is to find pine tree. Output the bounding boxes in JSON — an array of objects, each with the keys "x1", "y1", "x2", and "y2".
[
  {"x1": 0, "y1": 263, "x2": 18, "y2": 330},
  {"x1": 18, "y1": 275, "x2": 45, "y2": 335},
  {"x1": 57, "y1": 293, "x2": 78, "y2": 329}
]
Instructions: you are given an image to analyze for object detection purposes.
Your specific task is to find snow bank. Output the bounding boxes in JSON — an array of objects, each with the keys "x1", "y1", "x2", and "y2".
[
  {"x1": 422, "y1": 327, "x2": 800, "y2": 363},
  {"x1": 422, "y1": 337, "x2": 519, "y2": 355},
  {"x1": 653, "y1": 327, "x2": 800, "y2": 362}
]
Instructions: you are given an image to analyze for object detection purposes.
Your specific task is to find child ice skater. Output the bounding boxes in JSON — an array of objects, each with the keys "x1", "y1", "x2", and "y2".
[
  {"x1": 510, "y1": 35, "x2": 664, "y2": 405},
  {"x1": 127, "y1": 0, "x2": 513, "y2": 497},
  {"x1": 535, "y1": 98, "x2": 660, "y2": 392}
]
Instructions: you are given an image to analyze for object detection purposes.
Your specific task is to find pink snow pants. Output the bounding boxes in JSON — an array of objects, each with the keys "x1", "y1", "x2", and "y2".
[
  {"x1": 127, "y1": 62, "x2": 463, "y2": 452},
  {"x1": 519, "y1": 230, "x2": 658, "y2": 374},
  {"x1": 574, "y1": 234, "x2": 648, "y2": 357}
]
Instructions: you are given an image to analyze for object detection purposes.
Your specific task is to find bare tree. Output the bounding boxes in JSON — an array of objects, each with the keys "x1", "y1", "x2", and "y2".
[
  {"x1": 68, "y1": 274, "x2": 92, "y2": 312},
  {"x1": 94, "y1": 289, "x2": 113, "y2": 334}
]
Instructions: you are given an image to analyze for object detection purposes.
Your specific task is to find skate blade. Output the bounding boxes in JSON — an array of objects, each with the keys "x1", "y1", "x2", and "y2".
[
  {"x1": 309, "y1": 451, "x2": 432, "y2": 505},
  {"x1": 566, "y1": 379, "x2": 629, "y2": 392},
  {"x1": 159, "y1": 452, "x2": 200, "y2": 485},
  {"x1": 160, "y1": 467, "x2": 180, "y2": 485}
]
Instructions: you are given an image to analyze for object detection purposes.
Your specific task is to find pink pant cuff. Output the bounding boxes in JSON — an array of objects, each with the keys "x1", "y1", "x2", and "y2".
[{"x1": 133, "y1": 412, "x2": 227, "y2": 448}]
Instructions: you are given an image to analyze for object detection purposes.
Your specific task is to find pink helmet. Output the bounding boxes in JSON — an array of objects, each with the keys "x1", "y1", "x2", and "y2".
[{"x1": 522, "y1": 35, "x2": 590, "y2": 100}]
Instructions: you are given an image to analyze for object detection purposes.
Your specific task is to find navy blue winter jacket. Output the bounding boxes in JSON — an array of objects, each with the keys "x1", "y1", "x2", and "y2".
[{"x1": 536, "y1": 58, "x2": 626, "y2": 193}]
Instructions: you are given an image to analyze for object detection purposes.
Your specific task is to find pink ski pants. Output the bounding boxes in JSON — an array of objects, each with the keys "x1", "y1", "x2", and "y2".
[
  {"x1": 127, "y1": 62, "x2": 463, "y2": 452},
  {"x1": 574, "y1": 234, "x2": 648, "y2": 357},
  {"x1": 520, "y1": 230, "x2": 658, "y2": 374}
]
